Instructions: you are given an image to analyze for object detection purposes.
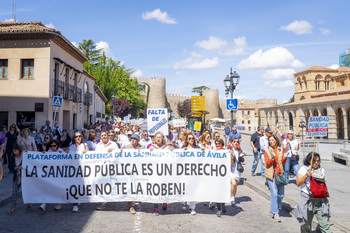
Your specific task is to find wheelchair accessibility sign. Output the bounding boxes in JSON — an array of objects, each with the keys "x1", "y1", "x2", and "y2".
[{"x1": 226, "y1": 99, "x2": 238, "y2": 110}]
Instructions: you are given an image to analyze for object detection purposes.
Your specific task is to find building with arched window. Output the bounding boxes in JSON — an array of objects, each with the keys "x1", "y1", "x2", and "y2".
[
  {"x1": 260, "y1": 65, "x2": 350, "y2": 139},
  {"x1": 0, "y1": 21, "x2": 106, "y2": 132}
]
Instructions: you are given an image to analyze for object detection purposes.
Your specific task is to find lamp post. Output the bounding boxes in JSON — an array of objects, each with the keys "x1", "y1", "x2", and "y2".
[
  {"x1": 299, "y1": 119, "x2": 306, "y2": 156},
  {"x1": 224, "y1": 68, "x2": 240, "y2": 130},
  {"x1": 111, "y1": 94, "x2": 116, "y2": 123}
]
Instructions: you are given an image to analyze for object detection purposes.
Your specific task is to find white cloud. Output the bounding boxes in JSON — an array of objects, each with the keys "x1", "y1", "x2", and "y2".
[
  {"x1": 191, "y1": 52, "x2": 202, "y2": 58},
  {"x1": 4, "y1": 18, "x2": 14, "y2": 22},
  {"x1": 119, "y1": 60, "x2": 125, "y2": 66},
  {"x1": 173, "y1": 56, "x2": 219, "y2": 69},
  {"x1": 45, "y1": 23, "x2": 55, "y2": 29},
  {"x1": 220, "y1": 36, "x2": 247, "y2": 56},
  {"x1": 131, "y1": 69, "x2": 143, "y2": 78},
  {"x1": 280, "y1": 20, "x2": 314, "y2": 35},
  {"x1": 96, "y1": 41, "x2": 114, "y2": 59},
  {"x1": 329, "y1": 64, "x2": 339, "y2": 69},
  {"x1": 263, "y1": 80, "x2": 294, "y2": 89},
  {"x1": 142, "y1": 9, "x2": 177, "y2": 24},
  {"x1": 319, "y1": 27, "x2": 330, "y2": 35},
  {"x1": 237, "y1": 47, "x2": 305, "y2": 69},
  {"x1": 195, "y1": 36, "x2": 228, "y2": 50},
  {"x1": 261, "y1": 69, "x2": 295, "y2": 80},
  {"x1": 71, "y1": 41, "x2": 78, "y2": 47},
  {"x1": 175, "y1": 71, "x2": 188, "y2": 76}
]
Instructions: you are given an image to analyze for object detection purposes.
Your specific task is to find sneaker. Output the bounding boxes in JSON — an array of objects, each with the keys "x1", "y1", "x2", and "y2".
[
  {"x1": 182, "y1": 203, "x2": 188, "y2": 210},
  {"x1": 96, "y1": 204, "x2": 106, "y2": 210},
  {"x1": 216, "y1": 210, "x2": 223, "y2": 217},
  {"x1": 231, "y1": 197, "x2": 236, "y2": 206},
  {"x1": 222, "y1": 205, "x2": 227, "y2": 214},
  {"x1": 251, "y1": 172, "x2": 255, "y2": 176},
  {"x1": 130, "y1": 207, "x2": 136, "y2": 215},
  {"x1": 273, "y1": 213, "x2": 281, "y2": 222},
  {"x1": 125, "y1": 202, "x2": 132, "y2": 211},
  {"x1": 72, "y1": 205, "x2": 79, "y2": 212},
  {"x1": 190, "y1": 209, "x2": 196, "y2": 215},
  {"x1": 54, "y1": 204, "x2": 62, "y2": 210},
  {"x1": 162, "y1": 203, "x2": 167, "y2": 211},
  {"x1": 39, "y1": 203, "x2": 46, "y2": 211},
  {"x1": 154, "y1": 208, "x2": 159, "y2": 216},
  {"x1": 208, "y1": 202, "x2": 215, "y2": 209}
]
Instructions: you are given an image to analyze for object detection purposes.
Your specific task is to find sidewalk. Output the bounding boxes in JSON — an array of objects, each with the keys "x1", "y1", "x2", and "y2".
[{"x1": 238, "y1": 133, "x2": 350, "y2": 233}]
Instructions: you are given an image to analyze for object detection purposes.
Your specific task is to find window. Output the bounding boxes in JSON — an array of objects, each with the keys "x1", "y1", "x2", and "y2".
[
  {"x1": 73, "y1": 114, "x2": 77, "y2": 129},
  {"x1": 341, "y1": 81, "x2": 345, "y2": 86},
  {"x1": 242, "y1": 111, "x2": 244, "y2": 114},
  {"x1": 248, "y1": 111, "x2": 250, "y2": 115},
  {"x1": 0, "y1": 59, "x2": 8, "y2": 78},
  {"x1": 242, "y1": 120, "x2": 244, "y2": 124},
  {"x1": 22, "y1": 59, "x2": 34, "y2": 78},
  {"x1": 248, "y1": 120, "x2": 251, "y2": 124}
]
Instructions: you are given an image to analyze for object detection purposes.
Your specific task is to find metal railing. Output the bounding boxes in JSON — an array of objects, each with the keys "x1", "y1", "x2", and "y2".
[{"x1": 84, "y1": 92, "x2": 92, "y2": 105}]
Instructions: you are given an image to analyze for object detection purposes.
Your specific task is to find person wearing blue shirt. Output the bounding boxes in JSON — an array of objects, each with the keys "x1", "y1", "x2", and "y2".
[{"x1": 228, "y1": 127, "x2": 241, "y2": 143}]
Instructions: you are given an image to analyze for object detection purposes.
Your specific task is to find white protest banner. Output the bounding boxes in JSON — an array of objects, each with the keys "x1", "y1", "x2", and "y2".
[
  {"x1": 306, "y1": 116, "x2": 330, "y2": 137},
  {"x1": 140, "y1": 123, "x2": 148, "y2": 130},
  {"x1": 130, "y1": 119, "x2": 137, "y2": 125},
  {"x1": 22, "y1": 149, "x2": 230, "y2": 204},
  {"x1": 147, "y1": 108, "x2": 168, "y2": 136},
  {"x1": 171, "y1": 119, "x2": 186, "y2": 128},
  {"x1": 123, "y1": 116, "x2": 129, "y2": 124}
]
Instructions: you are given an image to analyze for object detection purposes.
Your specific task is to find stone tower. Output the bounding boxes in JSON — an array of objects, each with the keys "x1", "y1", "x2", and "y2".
[
  {"x1": 203, "y1": 89, "x2": 219, "y2": 119},
  {"x1": 137, "y1": 77, "x2": 166, "y2": 109}
]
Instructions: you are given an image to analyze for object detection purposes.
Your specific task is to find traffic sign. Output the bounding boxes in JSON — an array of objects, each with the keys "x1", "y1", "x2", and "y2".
[
  {"x1": 226, "y1": 99, "x2": 238, "y2": 110},
  {"x1": 53, "y1": 96, "x2": 63, "y2": 108}
]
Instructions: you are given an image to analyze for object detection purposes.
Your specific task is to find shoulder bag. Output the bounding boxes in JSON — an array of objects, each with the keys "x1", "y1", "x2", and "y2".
[
  {"x1": 288, "y1": 142, "x2": 299, "y2": 161},
  {"x1": 268, "y1": 147, "x2": 288, "y2": 186}
]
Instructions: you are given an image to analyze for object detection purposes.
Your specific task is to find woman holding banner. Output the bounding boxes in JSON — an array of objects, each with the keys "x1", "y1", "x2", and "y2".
[
  {"x1": 182, "y1": 132, "x2": 201, "y2": 215},
  {"x1": 69, "y1": 131, "x2": 89, "y2": 212},
  {"x1": 149, "y1": 131, "x2": 171, "y2": 215},
  {"x1": 263, "y1": 135, "x2": 287, "y2": 222}
]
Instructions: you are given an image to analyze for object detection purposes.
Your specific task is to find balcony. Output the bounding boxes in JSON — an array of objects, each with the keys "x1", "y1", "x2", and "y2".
[
  {"x1": 68, "y1": 84, "x2": 75, "y2": 101},
  {"x1": 75, "y1": 88, "x2": 82, "y2": 103},
  {"x1": 84, "y1": 92, "x2": 92, "y2": 105},
  {"x1": 55, "y1": 80, "x2": 65, "y2": 96}
]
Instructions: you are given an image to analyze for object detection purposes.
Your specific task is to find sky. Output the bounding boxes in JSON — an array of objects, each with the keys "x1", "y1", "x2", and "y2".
[{"x1": 1, "y1": 0, "x2": 350, "y2": 104}]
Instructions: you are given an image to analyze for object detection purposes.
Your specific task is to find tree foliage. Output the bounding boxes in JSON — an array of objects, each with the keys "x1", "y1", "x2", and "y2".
[
  {"x1": 78, "y1": 39, "x2": 102, "y2": 63},
  {"x1": 79, "y1": 40, "x2": 145, "y2": 116},
  {"x1": 110, "y1": 98, "x2": 130, "y2": 118},
  {"x1": 192, "y1": 86, "x2": 209, "y2": 96},
  {"x1": 177, "y1": 99, "x2": 191, "y2": 118}
]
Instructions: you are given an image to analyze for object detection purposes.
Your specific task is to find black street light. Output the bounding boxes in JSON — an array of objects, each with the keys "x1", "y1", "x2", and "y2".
[
  {"x1": 299, "y1": 119, "x2": 306, "y2": 156},
  {"x1": 224, "y1": 68, "x2": 240, "y2": 129},
  {"x1": 111, "y1": 94, "x2": 116, "y2": 122}
]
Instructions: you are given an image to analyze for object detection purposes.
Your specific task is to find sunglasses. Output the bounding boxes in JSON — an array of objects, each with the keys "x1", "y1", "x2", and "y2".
[
  {"x1": 108, "y1": 135, "x2": 115, "y2": 137},
  {"x1": 50, "y1": 144, "x2": 57, "y2": 148},
  {"x1": 45, "y1": 137, "x2": 50, "y2": 139},
  {"x1": 233, "y1": 141, "x2": 239, "y2": 143},
  {"x1": 188, "y1": 137, "x2": 194, "y2": 140},
  {"x1": 215, "y1": 142, "x2": 221, "y2": 145},
  {"x1": 75, "y1": 135, "x2": 82, "y2": 138}
]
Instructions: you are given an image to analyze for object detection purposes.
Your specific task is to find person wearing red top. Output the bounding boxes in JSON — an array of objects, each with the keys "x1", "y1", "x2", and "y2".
[{"x1": 263, "y1": 134, "x2": 287, "y2": 222}]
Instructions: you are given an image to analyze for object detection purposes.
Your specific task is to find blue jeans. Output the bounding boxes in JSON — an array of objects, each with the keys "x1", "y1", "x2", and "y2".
[
  {"x1": 258, "y1": 151, "x2": 265, "y2": 176},
  {"x1": 284, "y1": 157, "x2": 299, "y2": 181},
  {"x1": 267, "y1": 178, "x2": 284, "y2": 214},
  {"x1": 251, "y1": 151, "x2": 260, "y2": 174}
]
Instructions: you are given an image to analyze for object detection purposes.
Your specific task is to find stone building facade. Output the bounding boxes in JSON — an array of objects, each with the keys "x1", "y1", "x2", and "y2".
[{"x1": 260, "y1": 65, "x2": 350, "y2": 139}]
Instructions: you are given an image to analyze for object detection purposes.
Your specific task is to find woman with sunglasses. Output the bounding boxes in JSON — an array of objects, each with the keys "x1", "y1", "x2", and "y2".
[
  {"x1": 181, "y1": 132, "x2": 201, "y2": 215},
  {"x1": 3, "y1": 124, "x2": 19, "y2": 169},
  {"x1": 199, "y1": 132, "x2": 213, "y2": 150},
  {"x1": 214, "y1": 138, "x2": 228, "y2": 217},
  {"x1": 263, "y1": 134, "x2": 287, "y2": 222},
  {"x1": 229, "y1": 137, "x2": 245, "y2": 208},
  {"x1": 39, "y1": 139, "x2": 64, "y2": 211},
  {"x1": 69, "y1": 131, "x2": 89, "y2": 212},
  {"x1": 295, "y1": 152, "x2": 331, "y2": 233},
  {"x1": 149, "y1": 131, "x2": 171, "y2": 215},
  {"x1": 41, "y1": 133, "x2": 53, "y2": 152},
  {"x1": 282, "y1": 130, "x2": 302, "y2": 181},
  {"x1": 59, "y1": 129, "x2": 71, "y2": 152}
]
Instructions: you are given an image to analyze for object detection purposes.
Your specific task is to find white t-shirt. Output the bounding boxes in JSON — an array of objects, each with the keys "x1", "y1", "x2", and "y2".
[
  {"x1": 298, "y1": 166, "x2": 325, "y2": 194},
  {"x1": 69, "y1": 143, "x2": 87, "y2": 154},
  {"x1": 95, "y1": 140, "x2": 119, "y2": 152},
  {"x1": 283, "y1": 139, "x2": 300, "y2": 157},
  {"x1": 86, "y1": 140, "x2": 96, "y2": 151}
]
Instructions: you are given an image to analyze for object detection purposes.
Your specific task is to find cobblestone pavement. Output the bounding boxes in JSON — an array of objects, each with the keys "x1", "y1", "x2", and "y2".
[{"x1": 0, "y1": 185, "x2": 300, "y2": 233}]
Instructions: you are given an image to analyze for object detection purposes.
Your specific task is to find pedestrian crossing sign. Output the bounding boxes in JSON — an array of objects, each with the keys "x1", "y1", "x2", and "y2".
[{"x1": 53, "y1": 96, "x2": 63, "y2": 108}]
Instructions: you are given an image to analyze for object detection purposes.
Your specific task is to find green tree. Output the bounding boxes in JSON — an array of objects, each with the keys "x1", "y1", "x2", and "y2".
[
  {"x1": 177, "y1": 99, "x2": 191, "y2": 118},
  {"x1": 78, "y1": 39, "x2": 102, "y2": 63},
  {"x1": 84, "y1": 53, "x2": 144, "y2": 115},
  {"x1": 192, "y1": 86, "x2": 208, "y2": 96}
]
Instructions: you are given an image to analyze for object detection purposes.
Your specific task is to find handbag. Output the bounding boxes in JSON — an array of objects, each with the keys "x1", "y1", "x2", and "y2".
[
  {"x1": 237, "y1": 162, "x2": 244, "y2": 173},
  {"x1": 275, "y1": 171, "x2": 288, "y2": 186},
  {"x1": 288, "y1": 142, "x2": 299, "y2": 161}
]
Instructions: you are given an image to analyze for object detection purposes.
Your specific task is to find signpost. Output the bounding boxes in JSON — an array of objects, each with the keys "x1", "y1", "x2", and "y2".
[
  {"x1": 226, "y1": 99, "x2": 238, "y2": 110},
  {"x1": 52, "y1": 96, "x2": 63, "y2": 123},
  {"x1": 191, "y1": 96, "x2": 205, "y2": 112}
]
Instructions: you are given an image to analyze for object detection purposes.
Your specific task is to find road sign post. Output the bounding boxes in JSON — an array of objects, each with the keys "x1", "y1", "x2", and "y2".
[{"x1": 52, "y1": 96, "x2": 63, "y2": 123}]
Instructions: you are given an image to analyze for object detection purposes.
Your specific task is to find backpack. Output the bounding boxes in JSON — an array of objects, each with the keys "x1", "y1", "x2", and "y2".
[{"x1": 309, "y1": 176, "x2": 329, "y2": 199}]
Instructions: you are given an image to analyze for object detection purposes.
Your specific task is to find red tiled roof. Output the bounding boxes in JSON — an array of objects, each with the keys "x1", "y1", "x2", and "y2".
[
  {"x1": 0, "y1": 21, "x2": 60, "y2": 34},
  {"x1": 337, "y1": 66, "x2": 350, "y2": 72},
  {"x1": 294, "y1": 65, "x2": 337, "y2": 76}
]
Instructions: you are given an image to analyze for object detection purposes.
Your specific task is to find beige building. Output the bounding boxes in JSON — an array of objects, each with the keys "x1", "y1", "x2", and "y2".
[
  {"x1": 0, "y1": 21, "x2": 106, "y2": 132},
  {"x1": 260, "y1": 65, "x2": 350, "y2": 139}
]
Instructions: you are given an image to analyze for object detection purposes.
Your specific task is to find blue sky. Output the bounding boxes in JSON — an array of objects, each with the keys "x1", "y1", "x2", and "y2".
[{"x1": 1, "y1": 0, "x2": 350, "y2": 103}]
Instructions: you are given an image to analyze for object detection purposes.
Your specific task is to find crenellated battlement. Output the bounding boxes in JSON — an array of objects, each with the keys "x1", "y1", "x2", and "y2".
[
  {"x1": 166, "y1": 93, "x2": 191, "y2": 98},
  {"x1": 137, "y1": 77, "x2": 166, "y2": 83}
]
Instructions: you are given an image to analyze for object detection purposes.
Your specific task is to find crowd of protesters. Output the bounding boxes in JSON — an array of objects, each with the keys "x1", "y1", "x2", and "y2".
[{"x1": 0, "y1": 119, "x2": 331, "y2": 231}]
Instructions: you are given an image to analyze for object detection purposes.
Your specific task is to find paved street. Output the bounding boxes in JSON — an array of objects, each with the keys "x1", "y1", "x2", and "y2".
[{"x1": 0, "y1": 184, "x2": 299, "y2": 233}]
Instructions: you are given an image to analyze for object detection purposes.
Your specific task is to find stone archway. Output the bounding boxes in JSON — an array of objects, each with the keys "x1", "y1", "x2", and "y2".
[
  {"x1": 313, "y1": 109, "x2": 318, "y2": 116},
  {"x1": 289, "y1": 112, "x2": 293, "y2": 130},
  {"x1": 336, "y1": 108, "x2": 344, "y2": 139}
]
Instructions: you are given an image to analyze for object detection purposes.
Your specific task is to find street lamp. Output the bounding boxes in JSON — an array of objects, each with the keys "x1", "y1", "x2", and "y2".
[
  {"x1": 224, "y1": 68, "x2": 240, "y2": 129},
  {"x1": 299, "y1": 119, "x2": 306, "y2": 156},
  {"x1": 111, "y1": 94, "x2": 116, "y2": 123}
]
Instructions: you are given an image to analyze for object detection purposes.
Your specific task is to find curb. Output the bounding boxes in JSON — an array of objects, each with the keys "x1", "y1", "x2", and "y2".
[{"x1": 242, "y1": 176, "x2": 349, "y2": 232}]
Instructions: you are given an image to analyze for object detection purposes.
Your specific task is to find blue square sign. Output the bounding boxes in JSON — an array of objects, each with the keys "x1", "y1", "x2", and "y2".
[
  {"x1": 53, "y1": 96, "x2": 63, "y2": 108},
  {"x1": 226, "y1": 99, "x2": 238, "y2": 110}
]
